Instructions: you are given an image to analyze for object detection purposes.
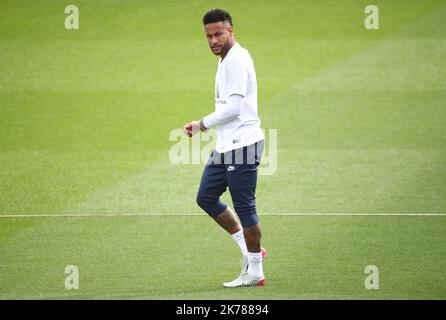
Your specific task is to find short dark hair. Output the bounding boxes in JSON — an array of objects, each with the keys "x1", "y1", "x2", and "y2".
[{"x1": 203, "y1": 9, "x2": 233, "y2": 26}]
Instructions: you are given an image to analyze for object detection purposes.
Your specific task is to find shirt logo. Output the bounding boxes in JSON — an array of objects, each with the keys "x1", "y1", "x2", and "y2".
[{"x1": 227, "y1": 165, "x2": 235, "y2": 171}]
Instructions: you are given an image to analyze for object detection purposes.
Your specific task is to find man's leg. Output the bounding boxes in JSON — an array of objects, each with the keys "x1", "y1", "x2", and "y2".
[
  {"x1": 243, "y1": 223, "x2": 265, "y2": 285},
  {"x1": 243, "y1": 223, "x2": 261, "y2": 253},
  {"x1": 196, "y1": 154, "x2": 249, "y2": 261},
  {"x1": 212, "y1": 207, "x2": 249, "y2": 265},
  {"x1": 196, "y1": 156, "x2": 227, "y2": 218},
  {"x1": 224, "y1": 142, "x2": 266, "y2": 287},
  {"x1": 223, "y1": 183, "x2": 265, "y2": 287},
  {"x1": 212, "y1": 207, "x2": 241, "y2": 235}
]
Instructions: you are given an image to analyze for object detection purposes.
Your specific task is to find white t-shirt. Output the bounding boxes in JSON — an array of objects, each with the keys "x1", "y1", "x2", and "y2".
[{"x1": 203, "y1": 42, "x2": 264, "y2": 153}]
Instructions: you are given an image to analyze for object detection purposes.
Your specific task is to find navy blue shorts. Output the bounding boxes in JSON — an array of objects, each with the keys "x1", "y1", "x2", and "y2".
[{"x1": 196, "y1": 140, "x2": 264, "y2": 227}]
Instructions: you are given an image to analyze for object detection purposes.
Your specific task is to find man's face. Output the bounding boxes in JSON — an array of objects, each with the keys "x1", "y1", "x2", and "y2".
[{"x1": 204, "y1": 21, "x2": 233, "y2": 56}]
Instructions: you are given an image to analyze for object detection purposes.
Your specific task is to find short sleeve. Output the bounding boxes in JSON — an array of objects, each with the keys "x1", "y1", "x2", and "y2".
[{"x1": 225, "y1": 57, "x2": 249, "y2": 97}]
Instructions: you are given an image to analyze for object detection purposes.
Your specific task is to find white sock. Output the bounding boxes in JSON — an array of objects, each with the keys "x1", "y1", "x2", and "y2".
[
  {"x1": 231, "y1": 230, "x2": 248, "y2": 257},
  {"x1": 247, "y1": 252, "x2": 264, "y2": 278}
]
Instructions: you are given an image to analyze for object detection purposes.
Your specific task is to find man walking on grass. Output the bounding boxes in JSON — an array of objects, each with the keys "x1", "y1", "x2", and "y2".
[{"x1": 183, "y1": 8, "x2": 266, "y2": 287}]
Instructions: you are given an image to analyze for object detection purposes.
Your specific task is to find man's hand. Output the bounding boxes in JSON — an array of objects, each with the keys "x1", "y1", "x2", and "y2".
[
  {"x1": 183, "y1": 122, "x2": 193, "y2": 137},
  {"x1": 182, "y1": 120, "x2": 207, "y2": 137}
]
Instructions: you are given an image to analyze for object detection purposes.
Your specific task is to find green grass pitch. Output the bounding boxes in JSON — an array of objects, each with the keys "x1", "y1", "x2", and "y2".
[{"x1": 1, "y1": 0, "x2": 445, "y2": 299}]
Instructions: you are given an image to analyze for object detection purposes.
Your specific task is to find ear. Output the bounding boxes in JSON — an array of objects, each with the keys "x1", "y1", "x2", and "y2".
[{"x1": 228, "y1": 26, "x2": 234, "y2": 36}]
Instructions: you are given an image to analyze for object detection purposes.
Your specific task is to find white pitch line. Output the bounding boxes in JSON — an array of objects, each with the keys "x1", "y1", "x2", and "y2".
[
  {"x1": 0, "y1": 213, "x2": 202, "y2": 218},
  {"x1": 270, "y1": 213, "x2": 446, "y2": 216},
  {"x1": 0, "y1": 213, "x2": 445, "y2": 218}
]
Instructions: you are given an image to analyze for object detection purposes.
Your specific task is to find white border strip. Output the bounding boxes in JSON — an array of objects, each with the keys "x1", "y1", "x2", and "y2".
[
  {"x1": 270, "y1": 213, "x2": 446, "y2": 216},
  {"x1": 0, "y1": 213, "x2": 445, "y2": 218}
]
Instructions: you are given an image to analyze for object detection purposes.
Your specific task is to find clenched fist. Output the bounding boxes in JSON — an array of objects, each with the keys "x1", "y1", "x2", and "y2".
[{"x1": 183, "y1": 120, "x2": 207, "y2": 137}]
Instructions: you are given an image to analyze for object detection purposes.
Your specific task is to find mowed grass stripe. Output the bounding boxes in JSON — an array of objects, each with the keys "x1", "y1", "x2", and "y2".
[
  {"x1": 1, "y1": 1, "x2": 445, "y2": 300},
  {"x1": 0, "y1": 213, "x2": 445, "y2": 218},
  {"x1": 54, "y1": 5, "x2": 446, "y2": 217},
  {"x1": 1, "y1": 215, "x2": 445, "y2": 299}
]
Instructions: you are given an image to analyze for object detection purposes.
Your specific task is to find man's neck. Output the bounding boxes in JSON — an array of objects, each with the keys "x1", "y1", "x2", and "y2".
[{"x1": 220, "y1": 39, "x2": 235, "y2": 61}]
